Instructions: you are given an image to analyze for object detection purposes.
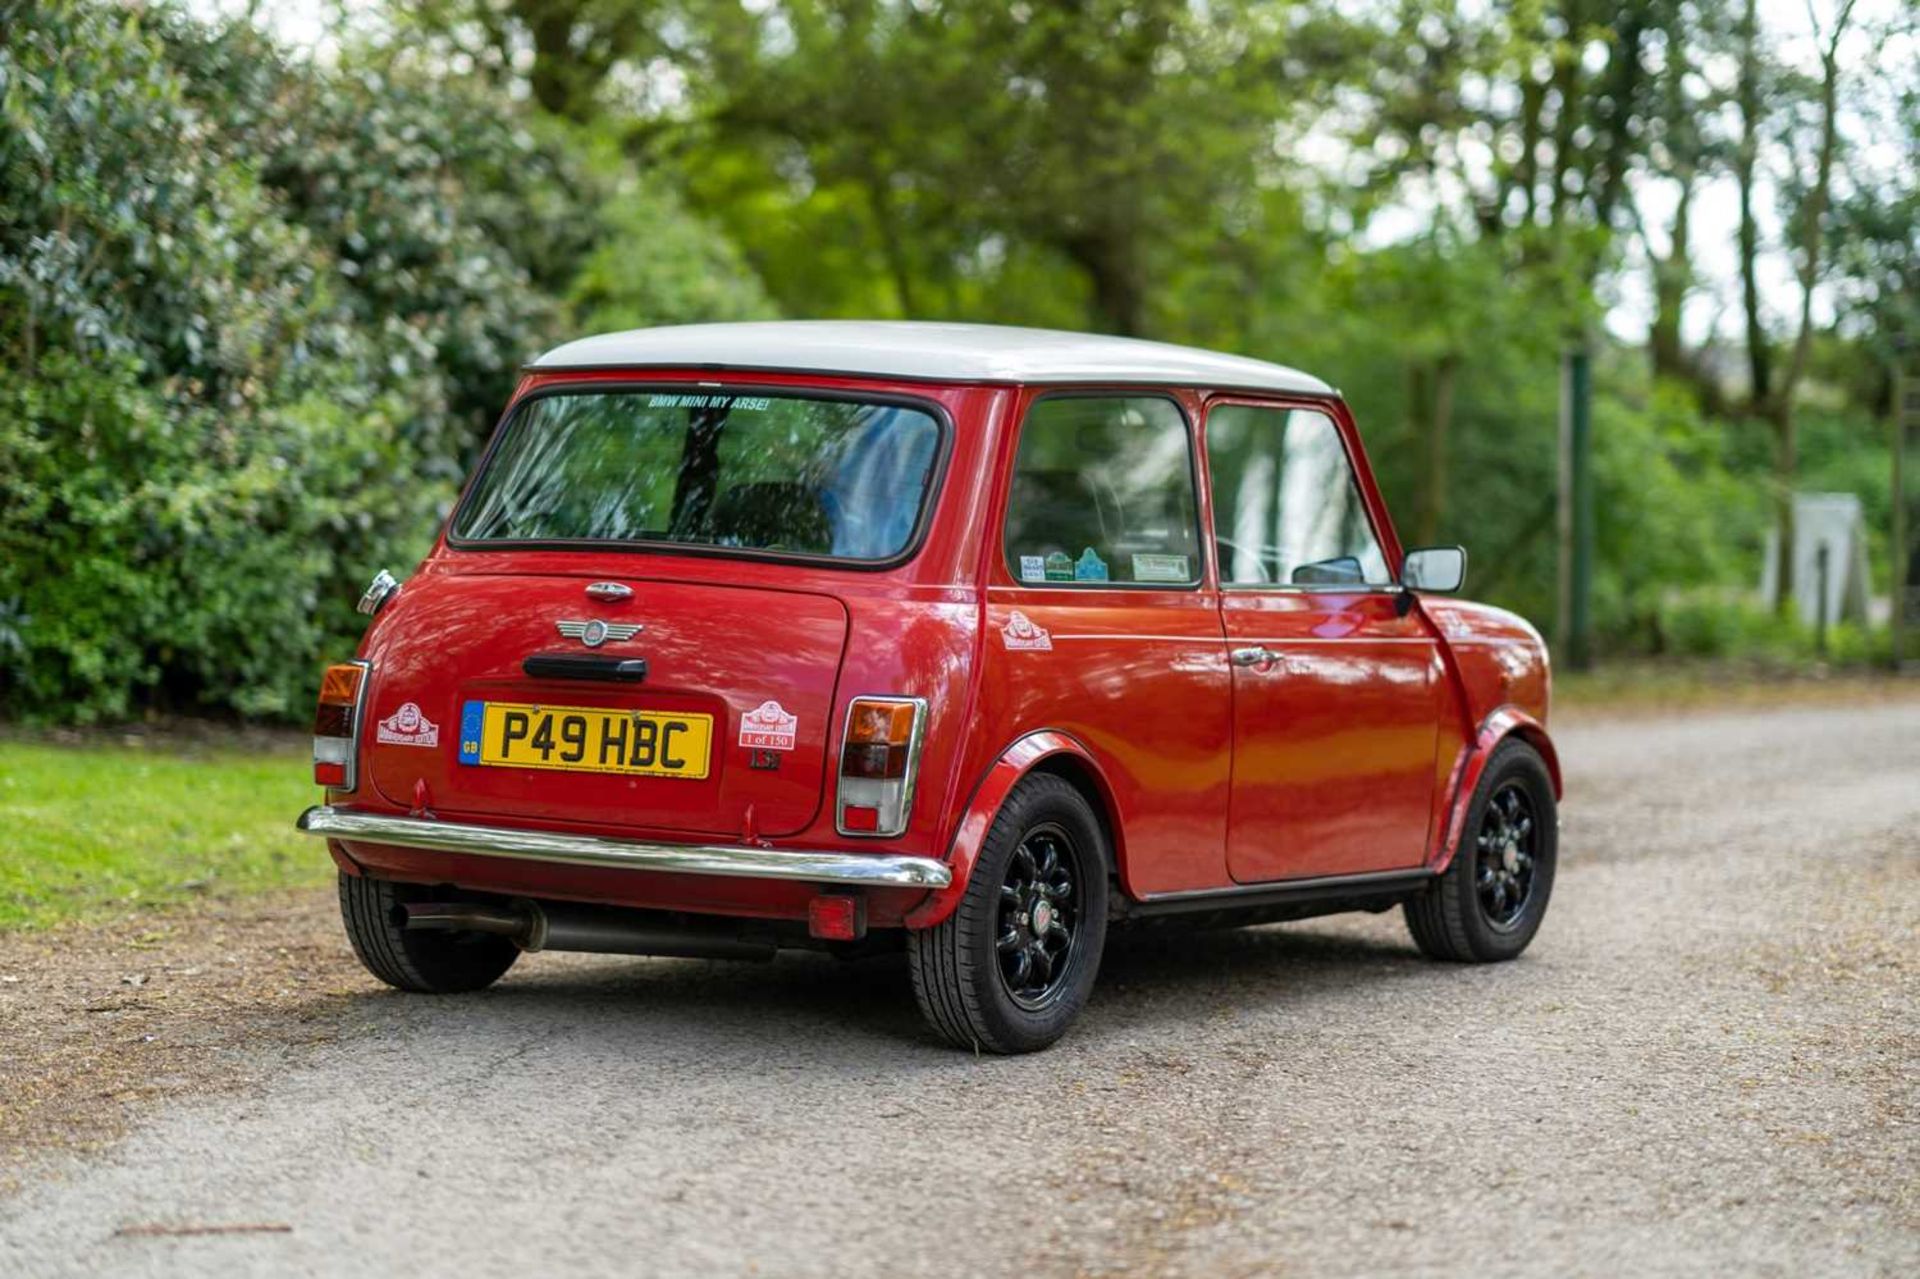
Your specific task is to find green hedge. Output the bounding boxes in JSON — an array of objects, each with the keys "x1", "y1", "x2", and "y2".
[{"x1": 0, "y1": 2, "x2": 771, "y2": 722}]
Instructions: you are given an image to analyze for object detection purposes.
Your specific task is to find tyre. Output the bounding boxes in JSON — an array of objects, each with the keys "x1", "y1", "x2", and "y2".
[
  {"x1": 1404, "y1": 739, "x2": 1557, "y2": 962},
  {"x1": 338, "y1": 872, "x2": 519, "y2": 994},
  {"x1": 908, "y1": 774, "x2": 1109, "y2": 1053}
]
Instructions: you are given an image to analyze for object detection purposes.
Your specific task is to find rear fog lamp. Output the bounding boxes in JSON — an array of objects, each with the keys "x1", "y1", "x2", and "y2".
[{"x1": 808, "y1": 894, "x2": 867, "y2": 942}]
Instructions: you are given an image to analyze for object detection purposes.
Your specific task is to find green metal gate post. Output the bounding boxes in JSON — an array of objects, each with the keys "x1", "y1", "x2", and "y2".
[
  {"x1": 1895, "y1": 362, "x2": 1912, "y2": 670},
  {"x1": 1558, "y1": 345, "x2": 1594, "y2": 671}
]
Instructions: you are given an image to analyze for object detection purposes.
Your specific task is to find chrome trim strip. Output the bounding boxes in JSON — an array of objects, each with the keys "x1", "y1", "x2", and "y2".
[{"x1": 296, "y1": 806, "x2": 952, "y2": 890}]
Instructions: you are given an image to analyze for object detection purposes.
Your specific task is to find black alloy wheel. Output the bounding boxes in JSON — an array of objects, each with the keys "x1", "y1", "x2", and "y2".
[
  {"x1": 1474, "y1": 781, "x2": 1539, "y2": 929},
  {"x1": 996, "y1": 821, "x2": 1084, "y2": 1009},
  {"x1": 908, "y1": 773, "x2": 1110, "y2": 1053},
  {"x1": 1404, "y1": 738, "x2": 1557, "y2": 963}
]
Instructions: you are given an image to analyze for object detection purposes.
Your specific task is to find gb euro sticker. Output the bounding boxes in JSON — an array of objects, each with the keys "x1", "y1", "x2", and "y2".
[
  {"x1": 377, "y1": 702, "x2": 439, "y2": 748},
  {"x1": 739, "y1": 699, "x2": 799, "y2": 751},
  {"x1": 1001, "y1": 610, "x2": 1053, "y2": 651}
]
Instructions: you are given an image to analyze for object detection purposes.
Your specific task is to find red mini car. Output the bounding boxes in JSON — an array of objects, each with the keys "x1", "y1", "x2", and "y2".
[{"x1": 300, "y1": 321, "x2": 1560, "y2": 1053}]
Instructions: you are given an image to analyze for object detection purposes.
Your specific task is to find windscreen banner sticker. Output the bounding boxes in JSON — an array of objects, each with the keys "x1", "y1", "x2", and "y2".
[
  {"x1": 1001, "y1": 610, "x2": 1053, "y2": 651},
  {"x1": 377, "y1": 702, "x2": 439, "y2": 748},
  {"x1": 1131, "y1": 553, "x2": 1190, "y2": 582},
  {"x1": 1019, "y1": 554, "x2": 1047, "y2": 582},
  {"x1": 1044, "y1": 551, "x2": 1075, "y2": 582},
  {"x1": 1074, "y1": 548, "x2": 1108, "y2": 581},
  {"x1": 738, "y1": 700, "x2": 799, "y2": 751},
  {"x1": 645, "y1": 393, "x2": 772, "y2": 411}
]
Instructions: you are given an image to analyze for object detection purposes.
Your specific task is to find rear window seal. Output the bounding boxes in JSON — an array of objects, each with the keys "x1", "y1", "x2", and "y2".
[{"x1": 444, "y1": 379, "x2": 955, "y2": 573}]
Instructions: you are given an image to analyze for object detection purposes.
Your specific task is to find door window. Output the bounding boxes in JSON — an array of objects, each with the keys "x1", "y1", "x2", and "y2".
[
  {"x1": 1002, "y1": 396, "x2": 1202, "y2": 587},
  {"x1": 1206, "y1": 405, "x2": 1390, "y2": 587}
]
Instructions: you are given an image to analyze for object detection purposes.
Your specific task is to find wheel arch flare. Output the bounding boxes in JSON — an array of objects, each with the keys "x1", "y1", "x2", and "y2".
[
  {"x1": 905, "y1": 731, "x2": 1123, "y2": 930},
  {"x1": 1434, "y1": 706, "x2": 1561, "y2": 873}
]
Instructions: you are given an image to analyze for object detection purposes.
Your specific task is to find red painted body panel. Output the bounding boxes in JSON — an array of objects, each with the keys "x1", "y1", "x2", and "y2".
[
  {"x1": 322, "y1": 364, "x2": 1555, "y2": 930},
  {"x1": 1219, "y1": 589, "x2": 1446, "y2": 879},
  {"x1": 1416, "y1": 597, "x2": 1558, "y2": 872},
  {"x1": 975, "y1": 587, "x2": 1232, "y2": 896},
  {"x1": 364, "y1": 570, "x2": 849, "y2": 838}
]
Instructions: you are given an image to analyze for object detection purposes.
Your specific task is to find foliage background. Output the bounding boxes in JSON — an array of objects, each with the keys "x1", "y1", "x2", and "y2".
[{"x1": 0, "y1": 0, "x2": 1912, "y2": 722}]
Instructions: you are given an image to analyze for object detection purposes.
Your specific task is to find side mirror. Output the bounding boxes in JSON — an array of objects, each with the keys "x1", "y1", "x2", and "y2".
[
  {"x1": 1401, "y1": 546, "x2": 1466, "y2": 593},
  {"x1": 1291, "y1": 555, "x2": 1364, "y2": 586}
]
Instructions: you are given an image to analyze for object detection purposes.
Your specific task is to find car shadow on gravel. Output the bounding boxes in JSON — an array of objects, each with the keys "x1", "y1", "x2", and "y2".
[{"x1": 348, "y1": 916, "x2": 1426, "y2": 1059}]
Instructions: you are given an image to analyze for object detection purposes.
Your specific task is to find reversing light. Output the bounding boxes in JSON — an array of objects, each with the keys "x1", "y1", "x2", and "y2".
[
  {"x1": 312, "y1": 660, "x2": 370, "y2": 789},
  {"x1": 835, "y1": 696, "x2": 926, "y2": 838}
]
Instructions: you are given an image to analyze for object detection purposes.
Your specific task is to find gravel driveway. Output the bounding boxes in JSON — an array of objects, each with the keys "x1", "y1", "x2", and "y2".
[{"x1": 2, "y1": 699, "x2": 1915, "y2": 1277}]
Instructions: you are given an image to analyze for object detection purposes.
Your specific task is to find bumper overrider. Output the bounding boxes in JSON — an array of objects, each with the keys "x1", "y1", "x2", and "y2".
[{"x1": 295, "y1": 806, "x2": 953, "y2": 891}]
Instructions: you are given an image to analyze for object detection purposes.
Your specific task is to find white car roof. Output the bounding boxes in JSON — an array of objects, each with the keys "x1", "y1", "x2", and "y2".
[{"x1": 530, "y1": 321, "x2": 1334, "y2": 396}]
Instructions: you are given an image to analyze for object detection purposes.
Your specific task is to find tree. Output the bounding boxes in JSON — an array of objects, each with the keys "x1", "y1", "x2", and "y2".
[
  {"x1": 1741, "y1": 0, "x2": 1859, "y2": 613},
  {"x1": 656, "y1": 1, "x2": 1361, "y2": 336}
]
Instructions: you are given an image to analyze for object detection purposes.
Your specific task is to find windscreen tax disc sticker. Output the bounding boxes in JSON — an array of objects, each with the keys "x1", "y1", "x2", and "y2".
[{"x1": 1131, "y1": 553, "x2": 1190, "y2": 582}]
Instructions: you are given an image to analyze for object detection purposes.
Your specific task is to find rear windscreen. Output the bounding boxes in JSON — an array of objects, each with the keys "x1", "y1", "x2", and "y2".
[{"x1": 451, "y1": 390, "x2": 943, "y2": 562}]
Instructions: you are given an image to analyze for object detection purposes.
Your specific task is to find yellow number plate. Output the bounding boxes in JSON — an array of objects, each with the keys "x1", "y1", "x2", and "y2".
[{"x1": 458, "y1": 700, "x2": 713, "y2": 779}]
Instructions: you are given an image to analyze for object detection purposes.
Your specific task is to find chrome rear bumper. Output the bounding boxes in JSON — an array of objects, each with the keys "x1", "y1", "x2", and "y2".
[{"x1": 296, "y1": 806, "x2": 952, "y2": 890}]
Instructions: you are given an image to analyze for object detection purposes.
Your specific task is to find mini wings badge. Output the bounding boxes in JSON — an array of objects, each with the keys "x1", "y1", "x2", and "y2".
[{"x1": 556, "y1": 618, "x2": 644, "y2": 648}]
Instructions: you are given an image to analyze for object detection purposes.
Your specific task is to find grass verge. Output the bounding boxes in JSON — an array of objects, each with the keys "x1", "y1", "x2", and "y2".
[
  {"x1": 1554, "y1": 662, "x2": 1920, "y2": 716},
  {"x1": 0, "y1": 732, "x2": 326, "y2": 931}
]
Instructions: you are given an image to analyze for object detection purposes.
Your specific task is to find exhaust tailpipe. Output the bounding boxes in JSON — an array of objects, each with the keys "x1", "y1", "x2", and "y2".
[{"x1": 402, "y1": 900, "x2": 777, "y2": 962}]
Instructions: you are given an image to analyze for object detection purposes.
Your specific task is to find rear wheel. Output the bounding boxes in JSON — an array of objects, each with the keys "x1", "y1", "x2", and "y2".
[
  {"x1": 908, "y1": 774, "x2": 1109, "y2": 1053},
  {"x1": 338, "y1": 872, "x2": 519, "y2": 993},
  {"x1": 1404, "y1": 739, "x2": 1557, "y2": 962}
]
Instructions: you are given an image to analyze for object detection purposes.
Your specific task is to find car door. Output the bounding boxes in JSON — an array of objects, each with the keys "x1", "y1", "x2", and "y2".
[
  {"x1": 982, "y1": 390, "x2": 1234, "y2": 896},
  {"x1": 1205, "y1": 399, "x2": 1446, "y2": 883}
]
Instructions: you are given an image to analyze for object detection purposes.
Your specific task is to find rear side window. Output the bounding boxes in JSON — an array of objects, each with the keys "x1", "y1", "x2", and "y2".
[
  {"x1": 1206, "y1": 405, "x2": 1390, "y2": 587},
  {"x1": 451, "y1": 390, "x2": 942, "y2": 562},
  {"x1": 1002, "y1": 395, "x2": 1201, "y2": 587}
]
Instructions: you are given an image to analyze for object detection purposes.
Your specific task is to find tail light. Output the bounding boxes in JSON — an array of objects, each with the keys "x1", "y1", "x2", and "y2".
[
  {"x1": 835, "y1": 696, "x2": 927, "y2": 838},
  {"x1": 312, "y1": 660, "x2": 371, "y2": 789}
]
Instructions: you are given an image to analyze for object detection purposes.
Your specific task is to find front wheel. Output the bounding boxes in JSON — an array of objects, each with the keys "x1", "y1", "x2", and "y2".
[
  {"x1": 1404, "y1": 739, "x2": 1557, "y2": 962},
  {"x1": 909, "y1": 774, "x2": 1109, "y2": 1053}
]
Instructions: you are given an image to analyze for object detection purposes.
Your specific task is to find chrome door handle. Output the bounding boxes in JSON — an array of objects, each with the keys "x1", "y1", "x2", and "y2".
[{"x1": 1230, "y1": 646, "x2": 1280, "y2": 669}]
